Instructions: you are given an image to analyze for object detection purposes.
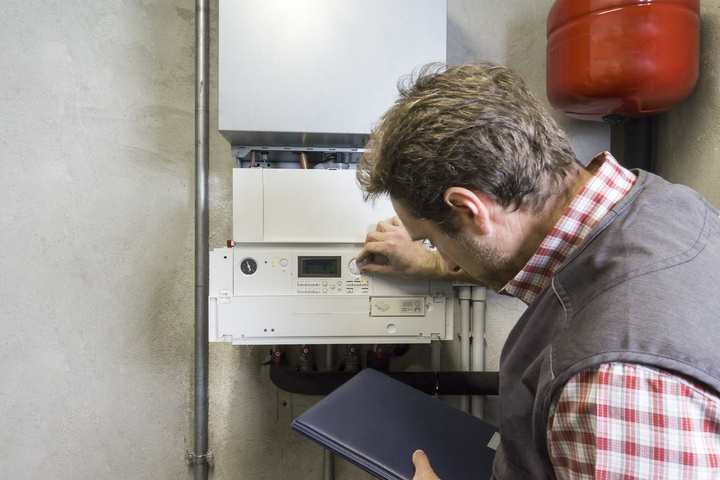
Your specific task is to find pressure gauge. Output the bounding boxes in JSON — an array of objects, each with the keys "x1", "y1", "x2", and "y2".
[{"x1": 240, "y1": 257, "x2": 258, "y2": 275}]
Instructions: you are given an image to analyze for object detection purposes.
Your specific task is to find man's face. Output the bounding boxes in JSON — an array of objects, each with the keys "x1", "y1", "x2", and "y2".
[{"x1": 392, "y1": 199, "x2": 515, "y2": 292}]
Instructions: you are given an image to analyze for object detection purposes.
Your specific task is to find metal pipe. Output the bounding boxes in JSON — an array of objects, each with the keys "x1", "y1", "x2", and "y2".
[
  {"x1": 471, "y1": 287, "x2": 486, "y2": 418},
  {"x1": 193, "y1": 0, "x2": 210, "y2": 478},
  {"x1": 430, "y1": 340, "x2": 441, "y2": 372},
  {"x1": 323, "y1": 345, "x2": 335, "y2": 480},
  {"x1": 299, "y1": 152, "x2": 309, "y2": 169},
  {"x1": 459, "y1": 287, "x2": 471, "y2": 412}
]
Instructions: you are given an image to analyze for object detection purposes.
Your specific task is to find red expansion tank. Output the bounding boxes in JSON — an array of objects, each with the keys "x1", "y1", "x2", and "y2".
[{"x1": 546, "y1": 0, "x2": 700, "y2": 121}]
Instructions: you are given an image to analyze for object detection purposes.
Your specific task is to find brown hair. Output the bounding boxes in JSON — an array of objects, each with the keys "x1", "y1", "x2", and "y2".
[{"x1": 357, "y1": 63, "x2": 581, "y2": 233}]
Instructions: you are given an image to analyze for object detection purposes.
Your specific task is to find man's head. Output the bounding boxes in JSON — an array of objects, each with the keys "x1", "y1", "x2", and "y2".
[{"x1": 357, "y1": 62, "x2": 582, "y2": 235}]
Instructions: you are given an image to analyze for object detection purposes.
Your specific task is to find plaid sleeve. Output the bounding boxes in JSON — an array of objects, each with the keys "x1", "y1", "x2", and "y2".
[{"x1": 547, "y1": 363, "x2": 720, "y2": 479}]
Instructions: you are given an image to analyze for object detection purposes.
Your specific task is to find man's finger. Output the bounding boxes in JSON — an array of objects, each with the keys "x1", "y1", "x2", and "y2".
[
  {"x1": 412, "y1": 450, "x2": 440, "y2": 480},
  {"x1": 413, "y1": 450, "x2": 431, "y2": 468}
]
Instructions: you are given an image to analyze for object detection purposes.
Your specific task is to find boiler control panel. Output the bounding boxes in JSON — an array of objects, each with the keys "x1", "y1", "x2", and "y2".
[
  {"x1": 208, "y1": 243, "x2": 454, "y2": 345},
  {"x1": 228, "y1": 244, "x2": 425, "y2": 297}
]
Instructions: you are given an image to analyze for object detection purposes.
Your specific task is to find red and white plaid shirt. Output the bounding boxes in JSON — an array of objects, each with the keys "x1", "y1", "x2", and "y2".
[
  {"x1": 502, "y1": 152, "x2": 636, "y2": 304},
  {"x1": 504, "y1": 152, "x2": 720, "y2": 479}
]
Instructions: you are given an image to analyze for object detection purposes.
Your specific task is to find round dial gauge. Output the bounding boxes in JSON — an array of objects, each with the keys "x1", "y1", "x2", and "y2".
[
  {"x1": 240, "y1": 257, "x2": 258, "y2": 275},
  {"x1": 348, "y1": 258, "x2": 361, "y2": 276}
]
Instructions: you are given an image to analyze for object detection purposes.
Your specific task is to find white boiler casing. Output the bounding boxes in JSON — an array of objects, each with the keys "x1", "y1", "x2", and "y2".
[
  {"x1": 212, "y1": 0, "x2": 450, "y2": 345},
  {"x1": 208, "y1": 169, "x2": 454, "y2": 345},
  {"x1": 218, "y1": 0, "x2": 448, "y2": 149}
]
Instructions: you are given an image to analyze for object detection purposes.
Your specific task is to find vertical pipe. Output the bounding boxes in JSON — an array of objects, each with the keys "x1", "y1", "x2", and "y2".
[
  {"x1": 323, "y1": 345, "x2": 335, "y2": 480},
  {"x1": 471, "y1": 287, "x2": 486, "y2": 418},
  {"x1": 430, "y1": 340, "x2": 441, "y2": 372},
  {"x1": 194, "y1": 0, "x2": 210, "y2": 478},
  {"x1": 458, "y1": 287, "x2": 471, "y2": 412},
  {"x1": 299, "y1": 152, "x2": 309, "y2": 169},
  {"x1": 622, "y1": 116, "x2": 654, "y2": 172},
  {"x1": 609, "y1": 116, "x2": 655, "y2": 172}
]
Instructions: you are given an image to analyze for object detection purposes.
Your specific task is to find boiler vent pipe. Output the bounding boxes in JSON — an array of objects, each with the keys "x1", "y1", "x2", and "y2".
[{"x1": 193, "y1": 0, "x2": 210, "y2": 478}]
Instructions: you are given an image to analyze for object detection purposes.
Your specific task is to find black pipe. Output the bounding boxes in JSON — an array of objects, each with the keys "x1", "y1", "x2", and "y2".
[
  {"x1": 607, "y1": 115, "x2": 655, "y2": 172},
  {"x1": 435, "y1": 371, "x2": 499, "y2": 396},
  {"x1": 622, "y1": 116, "x2": 654, "y2": 172},
  {"x1": 268, "y1": 363, "x2": 499, "y2": 396}
]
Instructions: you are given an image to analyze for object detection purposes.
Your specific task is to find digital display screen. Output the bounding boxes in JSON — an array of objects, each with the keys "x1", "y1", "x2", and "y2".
[{"x1": 298, "y1": 256, "x2": 341, "y2": 277}]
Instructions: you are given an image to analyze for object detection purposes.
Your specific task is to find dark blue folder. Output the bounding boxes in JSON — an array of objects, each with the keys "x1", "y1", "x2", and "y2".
[{"x1": 291, "y1": 368, "x2": 500, "y2": 480}]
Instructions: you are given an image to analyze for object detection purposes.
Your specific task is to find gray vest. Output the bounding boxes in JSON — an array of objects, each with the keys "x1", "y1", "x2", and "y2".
[{"x1": 492, "y1": 171, "x2": 720, "y2": 479}]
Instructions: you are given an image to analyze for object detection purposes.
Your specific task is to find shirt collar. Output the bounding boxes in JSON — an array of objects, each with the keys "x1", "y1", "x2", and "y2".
[{"x1": 501, "y1": 152, "x2": 637, "y2": 305}]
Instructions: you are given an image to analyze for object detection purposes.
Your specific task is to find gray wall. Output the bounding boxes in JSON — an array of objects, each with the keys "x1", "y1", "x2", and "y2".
[
  {"x1": 2, "y1": 1, "x2": 197, "y2": 479},
  {"x1": 656, "y1": 1, "x2": 720, "y2": 208},
  {"x1": 1, "y1": 1, "x2": 716, "y2": 479}
]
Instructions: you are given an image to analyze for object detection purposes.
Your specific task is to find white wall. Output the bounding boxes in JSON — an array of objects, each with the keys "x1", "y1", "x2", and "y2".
[{"x1": 4, "y1": 1, "x2": 715, "y2": 479}]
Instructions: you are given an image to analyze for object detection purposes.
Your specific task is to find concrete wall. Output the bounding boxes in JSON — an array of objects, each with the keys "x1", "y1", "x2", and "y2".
[
  {"x1": 1, "y1": 0, "x2": 714, "y2": 479},
  {"x1": 655, "y1": 1, "x2": 720, "y2": 208},
  {"x1": 447, "y1": 0, "x2": 610, "y2": 164},
  {"x1": 1, "y1": 1, "x2": 197, "y2": 479}
]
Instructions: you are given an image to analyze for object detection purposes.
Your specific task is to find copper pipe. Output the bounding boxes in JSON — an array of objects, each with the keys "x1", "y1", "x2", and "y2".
[{"x1": 299, "y1": 152, "x2": 309, "y2": 169}]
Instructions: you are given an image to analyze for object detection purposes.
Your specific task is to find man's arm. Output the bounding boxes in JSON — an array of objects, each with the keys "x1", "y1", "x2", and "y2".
[
  {"x1": 356, "y1": 216, "x2": 486, "y2": 285},
  {"x1": 548, "y1": 363, "x2": 720, "y2": 479}
]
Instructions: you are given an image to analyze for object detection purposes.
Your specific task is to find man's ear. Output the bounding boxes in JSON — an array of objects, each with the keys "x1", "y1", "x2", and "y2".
[{"x1": 443, "y1": 187, "x2": 493, "y2": 235}]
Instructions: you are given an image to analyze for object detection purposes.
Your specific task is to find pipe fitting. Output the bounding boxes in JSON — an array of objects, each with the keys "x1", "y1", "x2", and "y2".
[{"x1": 471, "y1": 286, "x2": 486, "y2": 301}]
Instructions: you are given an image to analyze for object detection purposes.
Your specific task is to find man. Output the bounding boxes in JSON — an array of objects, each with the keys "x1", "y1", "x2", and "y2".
[{"x1": 355, "y1": 63, "x2": 720, "y2": 479}]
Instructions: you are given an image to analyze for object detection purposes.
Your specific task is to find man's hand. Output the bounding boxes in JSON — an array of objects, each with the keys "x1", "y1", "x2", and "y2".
[
  {"x1": 412, "y1": 450, "x2": 441, "y2": 480},
  {"x1": 356, "y1": 216, "x2": 444, "y2": 279}
]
